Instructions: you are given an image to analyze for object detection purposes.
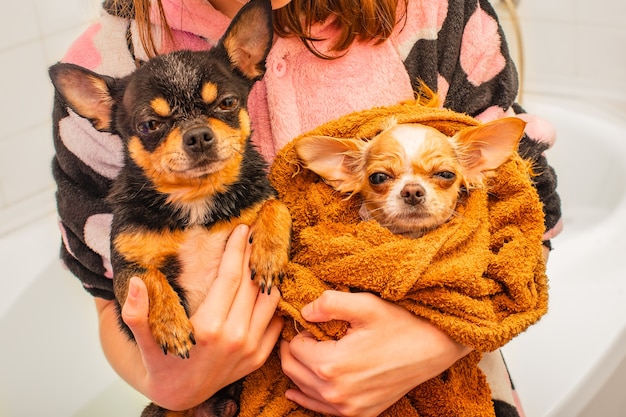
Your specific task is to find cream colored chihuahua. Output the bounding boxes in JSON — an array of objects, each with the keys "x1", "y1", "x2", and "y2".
[{"x1": 295, "y1": 117, "x2": 526, "y2": 238}]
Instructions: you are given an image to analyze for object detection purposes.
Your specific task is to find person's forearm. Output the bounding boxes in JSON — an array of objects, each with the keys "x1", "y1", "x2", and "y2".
[
  {"x1": 95, "y1": 298, "x2": 148, "y2": 393},
  {"x1": 95, "y1": 298, "x2": 184, "y2": 408}
]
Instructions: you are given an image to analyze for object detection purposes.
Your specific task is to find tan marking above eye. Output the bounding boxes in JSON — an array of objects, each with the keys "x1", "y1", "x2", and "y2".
[
  {"x1": 201, "y1": 82, "x2": 218, "y2": 104},
  {"x1": 151, "y1": 97, "x2": 171, "y2": 117}
]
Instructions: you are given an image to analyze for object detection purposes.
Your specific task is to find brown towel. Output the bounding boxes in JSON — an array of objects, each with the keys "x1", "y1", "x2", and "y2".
[{"x1": 240, "y1": 100, "x2": 548, "y2": 417}]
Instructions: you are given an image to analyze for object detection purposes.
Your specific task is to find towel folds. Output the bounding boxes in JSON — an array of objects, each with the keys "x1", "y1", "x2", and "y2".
[{"x1": 239, "y1": 100, "x2": 548, "y2": 417}]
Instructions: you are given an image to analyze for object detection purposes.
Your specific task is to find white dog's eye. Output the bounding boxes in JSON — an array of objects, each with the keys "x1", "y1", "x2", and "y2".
[
  {"x1": 369, "y1": 172, "x2": 391, "y2": 185},
  {"x1": 434, "y1": 171, "x2": 456, "y2": 181}
]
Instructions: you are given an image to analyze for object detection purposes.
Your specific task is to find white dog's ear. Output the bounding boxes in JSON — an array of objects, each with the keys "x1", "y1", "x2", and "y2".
[
  {"x1": 454, "y1": 117, "x2": 526, "y2": 183},
  {"x1": 294, "y1": 135, "x2": 367, "y2": 193}
]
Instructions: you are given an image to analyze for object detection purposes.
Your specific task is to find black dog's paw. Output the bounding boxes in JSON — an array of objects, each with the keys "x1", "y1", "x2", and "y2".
[
  {"x1": 249, "y1": 199, "x2": 292, "y2": 295},
  {"x1": 148, "y1": 283, "x2": 196, "y2": 359}
]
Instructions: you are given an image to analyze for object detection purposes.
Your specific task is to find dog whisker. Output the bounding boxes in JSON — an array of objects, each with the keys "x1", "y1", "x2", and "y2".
[
  {"x1": 227, "y1": 142, "x2": 245, "y2": 157},
  {"x1": 129, "y1": 180, "x2": 151, "y2": 200},
  {"x1": 447, "y1": 209, "x2": 463, "y2": 222}
]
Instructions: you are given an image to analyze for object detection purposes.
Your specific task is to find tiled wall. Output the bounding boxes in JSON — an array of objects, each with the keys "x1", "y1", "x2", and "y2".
[
  {"x1": 511, "y1": 0, "x2": 626, "y2": 102},
  {"x1": 0, "y1": 0, "x2": 96, "y2": 235},
  {"x1": 1, "y1": 0, "x2": 625, "y2": 236}
]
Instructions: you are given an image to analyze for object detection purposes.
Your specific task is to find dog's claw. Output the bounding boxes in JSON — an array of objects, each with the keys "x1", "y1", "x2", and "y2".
[
  {"x1": 247, "y1": 198, "x2": 290, "y2": 298},
  {"x1": 149, "y1": 297, "x2": 195, "y2": 359}
]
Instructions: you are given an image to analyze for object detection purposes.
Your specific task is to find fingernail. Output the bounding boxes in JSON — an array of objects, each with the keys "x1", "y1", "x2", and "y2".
[
  {"x1": 128, "y1": 278, "x2": 140, "y2": 300},
  {"x1": 285, "y1": 390, "x2": 296, "y2": 402}
]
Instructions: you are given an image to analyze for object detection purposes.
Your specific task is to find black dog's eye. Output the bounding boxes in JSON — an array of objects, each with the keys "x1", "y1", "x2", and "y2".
[
  {"x1": 137, "y1": 120, "x2": 163, "y2": 135},
  {"x1": 369, "y1": 172, "x2": 391, "y2": 185},
  {"x1": 434, "y1": 171, "x2": 456, "y2": 181},
  {"x1": 217, "y1": 95, "x2": 239, "y2": 112}
]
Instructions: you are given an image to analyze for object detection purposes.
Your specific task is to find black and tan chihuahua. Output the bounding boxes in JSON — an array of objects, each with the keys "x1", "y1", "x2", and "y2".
[{"x1": 50, "y1": 0, "x2": 290, "y2": 415}]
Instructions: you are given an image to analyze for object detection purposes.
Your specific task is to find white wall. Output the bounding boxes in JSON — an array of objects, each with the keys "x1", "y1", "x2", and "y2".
[
  {"x1": 1, "y1": 0, "x2": 625, "y2": 236},
  {"x1": 516, "y1": 0, "x2": 626, "y2": 104},
  {"x1": 0, "y1": 0, "x2": 97, "y2": 235}
]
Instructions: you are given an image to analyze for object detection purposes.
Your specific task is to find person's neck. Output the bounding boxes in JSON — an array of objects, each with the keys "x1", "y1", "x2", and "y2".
[{"x1": 205, "y1": 0, "x2": 246, "y2": 18}]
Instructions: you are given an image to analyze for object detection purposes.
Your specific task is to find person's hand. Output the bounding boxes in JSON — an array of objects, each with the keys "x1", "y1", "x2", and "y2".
[
  {"x1": 280, "y1": 290, "x2": 471, "y2": 417},
  {"x1": 98, "y1": 224, "x2": 283, "y2": 411}
]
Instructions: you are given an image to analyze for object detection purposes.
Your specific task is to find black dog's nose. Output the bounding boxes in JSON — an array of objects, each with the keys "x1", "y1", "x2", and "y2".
[
  {"x1": 183, "y1": 127, "x2": 214, "y2": 152},
  {"x1": 401, "y1": 184, "x2": 425, "y2": 205}
]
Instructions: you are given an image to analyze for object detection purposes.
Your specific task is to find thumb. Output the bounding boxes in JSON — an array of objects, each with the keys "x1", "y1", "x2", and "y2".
[
  {"x1": 121, "y1": 277, "x2": 153, "y2": 345},
  {"x1": 301, "y1": 290, "x2": 371, "y2": 326}
]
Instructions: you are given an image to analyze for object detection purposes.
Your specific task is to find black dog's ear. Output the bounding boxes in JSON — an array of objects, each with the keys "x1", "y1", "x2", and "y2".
[
  {"x1": 219, "y1": 0, "x2": 273, "y2": 81},
  {"x1": 49, "y1": 63, "x2": 116, "y2": 131}
]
